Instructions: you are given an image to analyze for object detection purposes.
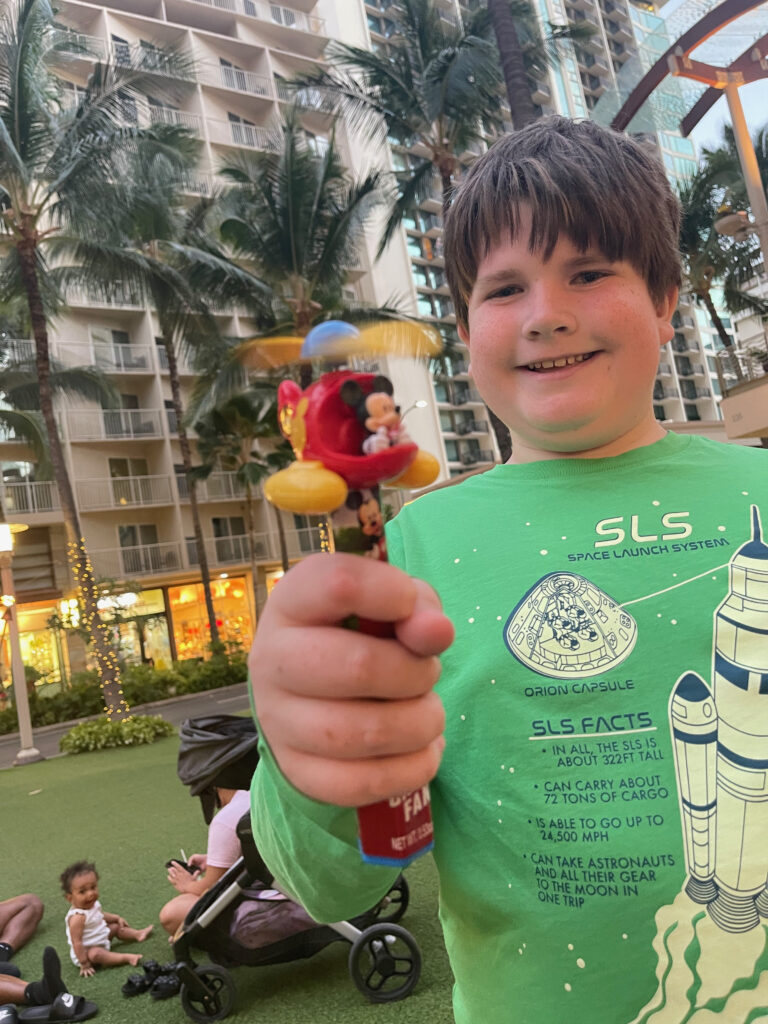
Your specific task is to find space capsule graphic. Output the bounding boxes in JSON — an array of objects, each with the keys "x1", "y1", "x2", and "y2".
[{"x1": 670, "y1": 505, "x2": 768, "y2": 933}]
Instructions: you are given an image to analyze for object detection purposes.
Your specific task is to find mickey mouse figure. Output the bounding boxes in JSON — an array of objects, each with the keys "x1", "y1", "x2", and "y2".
[
  {"x1": 346, "y1": 490, "x2": 387, "y2": 560},
  {"x1": 340, "y1": 375, "x2": 411, "y2": 456}
]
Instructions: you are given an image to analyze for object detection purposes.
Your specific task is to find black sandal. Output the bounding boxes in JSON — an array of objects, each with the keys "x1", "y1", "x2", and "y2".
[{"x1": 149, "y1": 974, "x2": 180, "y2": 1000}]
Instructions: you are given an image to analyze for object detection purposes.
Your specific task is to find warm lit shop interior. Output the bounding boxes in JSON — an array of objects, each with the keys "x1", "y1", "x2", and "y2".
[{"x1": 0, "y1": 576, "x2": 253, "y2": 698}]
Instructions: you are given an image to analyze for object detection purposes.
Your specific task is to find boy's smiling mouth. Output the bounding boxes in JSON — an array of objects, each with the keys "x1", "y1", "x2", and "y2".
[{"x1": 524, "y1": 351, "x2": 598, "y2": 372}]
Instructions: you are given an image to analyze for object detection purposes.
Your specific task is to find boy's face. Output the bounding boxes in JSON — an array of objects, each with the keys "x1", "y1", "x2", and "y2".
[
  {"x1": 458, "y1": 207, "x2": 678, "y2": 462},
  {"x1": 66, "y1": 871, "x2": 99, "y2": 910}
]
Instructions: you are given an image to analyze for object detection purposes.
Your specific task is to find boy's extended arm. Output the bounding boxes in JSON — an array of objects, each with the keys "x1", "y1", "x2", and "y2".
[
  {"x1": 248, "y1": 546, "x2": 452, "y2": 923},
  {"x1": 250, "y1": 735, "x2": 399, "y2": 922}
]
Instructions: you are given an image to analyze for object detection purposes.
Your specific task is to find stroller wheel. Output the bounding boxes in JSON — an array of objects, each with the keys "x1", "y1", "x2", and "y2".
[
  {"x1": 348, "y1": 922, "x2": 422, "y2": 1003},
  {"x1": 179, "y1": 964, "x2": 236, "y2": 1022},
  {"x1": 374, "y1": 875, "x2": 410, "y2": 923}
]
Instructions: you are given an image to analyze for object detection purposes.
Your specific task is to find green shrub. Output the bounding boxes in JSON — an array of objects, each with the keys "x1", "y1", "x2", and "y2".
[
  {"x1": 59, "y1": 714, "x2": 175, "y2": 753},
  {"x1": 0, "y1": 652, "x2": 249, "y2": 736}
]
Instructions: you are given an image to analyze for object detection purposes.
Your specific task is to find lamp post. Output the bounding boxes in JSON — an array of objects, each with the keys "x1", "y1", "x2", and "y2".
[{"x1": 0, "y1": 523, "x2": 43, "y2": 765}]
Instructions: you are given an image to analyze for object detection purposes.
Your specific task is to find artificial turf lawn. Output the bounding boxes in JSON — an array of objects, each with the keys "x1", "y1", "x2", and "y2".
[{"x1": 2, "y1": 736, "x2": 455, "y2": 1023}]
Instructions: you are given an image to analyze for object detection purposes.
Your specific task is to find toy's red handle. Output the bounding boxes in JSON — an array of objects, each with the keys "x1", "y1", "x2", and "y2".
[
  {"x1": 352, "y1": 618, "x2": 434, "y2": 868},
  {"x1": 331, "y1": 494, "x2": 434, "y2": 868}
]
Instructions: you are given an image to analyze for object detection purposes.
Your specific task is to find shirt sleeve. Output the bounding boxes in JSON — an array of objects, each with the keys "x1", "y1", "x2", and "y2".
[
  {"x1": 249, "y1": 735, "x2": 398, "y2": 923},
  {"x1": 207, "y1": 792, "x2": 249, "y2": 868}
]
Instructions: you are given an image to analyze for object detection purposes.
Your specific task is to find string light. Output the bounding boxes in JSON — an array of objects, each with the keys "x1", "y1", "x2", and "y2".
[{"x1": 67, "y1": 537, "x2": 131, "y2": 721}]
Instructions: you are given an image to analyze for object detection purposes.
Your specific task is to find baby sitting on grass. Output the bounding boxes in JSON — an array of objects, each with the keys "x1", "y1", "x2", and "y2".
[{"x1": 61, "y1": 860, "x2": 153, "y2": 977}]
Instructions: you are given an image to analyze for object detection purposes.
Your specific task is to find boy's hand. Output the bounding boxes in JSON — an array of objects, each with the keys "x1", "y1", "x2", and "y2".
[{"x1": 250, "y1": 553, "x2": 454, "y2": 807}]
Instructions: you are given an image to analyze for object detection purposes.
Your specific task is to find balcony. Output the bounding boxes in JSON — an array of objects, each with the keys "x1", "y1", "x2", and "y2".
[
  {"x1": 56, "y1": 341, "x2": 153, "y2": 373},
  {"x1": 239, "y1": 1, "x2": 327, "y2": 38},
  {"x1": 531, "y1": 79, "x2": 551, "y2": 105},
  {"x1": 64, "y1": 284, "x2": 143, "y2": 309},
  {"x1": 77, "y1": 475, "x2": 174, "y2": 511},
  {"x1": 275, "y1": 81, "x2": 326, "y2": 111},
  {"x1": 111, "y1": 41, "x2": 197, "y2": 82},
  {"x1": 455, "y1": 419, "x2": 488, "y2": 435},
  {"x1": 207, "y1": 118, "x2": 275, "y2": 150},
  {"x1": 672, "y1": 314, "x2": 696, "y2": 332},
  {"x1": 90, "y1": 542, "x2": 183, "y2": 579},
  {"x1": 459, "y1": 449, "x2": 494, "y2": 466},
  {"x1": 155, "y1": 346, "x2": 194, "y2": 374},
  {"x1": 65, "y1": 408, "x2": 165, "y2": 441},
  {"x1": 53, "y1": 29, "x2": 107, "y2": 62},
  {"x1": 187, "y1": 533, "x2": 266, "y2": 566},
  {"x1": 143, "y1": 103, "x2": 203, "y2": 134},
  {"x1": 202, "y1": 64, "x2": 273, "y2": 98},
  {"x1": 0, "y1": 481, "x2": 60, "y2": 516},
  {"x1": 446, "y1": 388, "x2": 484, "y2": 406},
  {"x1": 176, "y1": 472, "x2": 244, "y2": 502}
]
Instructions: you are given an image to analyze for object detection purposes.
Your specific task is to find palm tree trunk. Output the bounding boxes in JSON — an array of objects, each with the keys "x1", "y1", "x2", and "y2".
[
  {"x1": 164, "y1": 337, "x2": 221, "y2": 650},
  {"x1": 243, "y1": 483, "x2": 261, "y2": 623},
  {"x1": 700, "y1": 291, "x2": 745, "y2": 382},
  {"x1": 17, "y1": 232, "x2": 127, "y2": 718},
  {"x1": 487, "y1": 0, "x2": 539, "y2": 128},
  {"x1": 272, "y1": 504, "x2": 290, "y2": 573}
]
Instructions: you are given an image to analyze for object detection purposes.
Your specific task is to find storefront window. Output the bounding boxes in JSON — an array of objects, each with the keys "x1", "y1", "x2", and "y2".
[
  {"x1": 6, "y1": 601, "x2": 70, "y2": 697},
  {"x1": 168, "y1": 577, "x2": 252, "y2": 660}
]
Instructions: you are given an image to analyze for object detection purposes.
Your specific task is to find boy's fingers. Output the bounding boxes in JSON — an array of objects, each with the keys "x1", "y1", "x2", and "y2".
[
  {"x1": 267, "y1": 554, "x2": 422, "y2": 625},
  {"x1": 264, "y1": 690, "x2": 445, "y2": 761},
  {"x1": 274, "y1": 736, "x2": 446, "y2": 808},
  {"x1": 261, "y1": 626, "x2": 444, "y2": 700}
]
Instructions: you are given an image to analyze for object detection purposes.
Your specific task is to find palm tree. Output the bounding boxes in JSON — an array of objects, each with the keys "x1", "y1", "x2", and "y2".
[
  {"x1": 677, "y1": 167, "x2": 768, "y2": 384},
  {"x1": 485, "y1": 0, "x2": 593, "y2": 128},
  {"x1": 191, "y1": 389, "x2": 294, "y2": 614},
  {"x1": 293, "y1": 0, "x2": 505, "y2": 242},
  {"x1": 216, "y1": 110, "x2": 394, "y2": 388},
  {"x1": 0, "y1": 0, "x2": 200, "y2": 714},
  {"x1": 60, "y1": 127, "x2": 270, "y2": 653}
]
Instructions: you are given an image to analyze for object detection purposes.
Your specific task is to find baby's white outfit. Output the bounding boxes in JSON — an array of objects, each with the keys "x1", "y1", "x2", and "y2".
[{"x1": 65, "y1": 901, "x2": 111, "y2": 966}]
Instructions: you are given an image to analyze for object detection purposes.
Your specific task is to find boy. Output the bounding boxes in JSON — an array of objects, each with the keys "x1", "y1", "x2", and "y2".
[{"x1": 249, "y1": 117, "x2": 768, "y2": 1023}]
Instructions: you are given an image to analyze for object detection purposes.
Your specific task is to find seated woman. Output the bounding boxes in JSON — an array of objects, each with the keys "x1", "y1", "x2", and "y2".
[{"x1": 159, "y1": 786, "x2": 250, "y2": 939}]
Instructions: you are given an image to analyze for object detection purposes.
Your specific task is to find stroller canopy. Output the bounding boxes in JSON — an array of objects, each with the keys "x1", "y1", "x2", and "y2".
[{"x1": 178, "y1": 715, "x2": 260, "y2": 823}]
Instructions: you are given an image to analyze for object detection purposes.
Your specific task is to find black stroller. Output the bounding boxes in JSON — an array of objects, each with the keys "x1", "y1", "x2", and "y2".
[{"x1": 166, "y1": 715, "x2": 421, "y2": 1022}]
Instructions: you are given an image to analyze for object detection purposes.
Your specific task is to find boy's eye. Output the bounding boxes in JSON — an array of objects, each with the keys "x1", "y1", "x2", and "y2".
[
  {"x1": 575, "y1": 270, "x2": 608, "y2": 284},
  {"x1": 486, "y1": 284, "x2": 520, "y2": 299}
]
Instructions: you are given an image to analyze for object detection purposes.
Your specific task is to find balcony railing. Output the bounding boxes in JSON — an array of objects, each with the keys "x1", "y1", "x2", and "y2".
[
  {"x1": 90, "y1": 542, "x2": 183, "y2": 578},
  {"x1": 207, "y1": 118, "x2": 275, "y2": 150},
  {"x1": 455, "y1": 419, "x2": 488, "y2": 435},
  {"x1": 111, "y1": 42, "x2": 196, "y2": 82},
  {"x1": 65, "y1": 408, "x2": 165, "y2": 441},
  {"x1": 65, "y1": 284, "x2": 143, "y2": 308},
  {"x1": 187, "y1": 533, "x2": 265, "y2": 566},
  {"x1": 77, "y1": 475, "x2": 174, "y2": 511},
  {"x1": 243, "y1": 1, "x2": 326, "y2": 34},
  {"x1": 155, "y1": 345, "x2": 194, "y2": 374},
  {"x1": 57, "y1": 341, "x2": 153, "y2": 373},
  {"x1": 176, "y1": 472, "x2": 244, "y2": 501},
  {"x1": 459, "y1": 449, "x2": 494, "y2": 466},
  {"x1": 0, "y1": 481, "x2": 60, "y2": 515},
  {"x1": 204, "y1": 64, "x2": 272, "y2": 96},
  {"x1": 53, "y1": 29, "x2": 107, "y2": 60}
]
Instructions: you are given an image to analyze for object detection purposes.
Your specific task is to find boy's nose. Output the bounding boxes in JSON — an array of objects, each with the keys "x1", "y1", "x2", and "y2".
[{"x1": 522, "y1": 289, "x2": 577, "y2": 340}]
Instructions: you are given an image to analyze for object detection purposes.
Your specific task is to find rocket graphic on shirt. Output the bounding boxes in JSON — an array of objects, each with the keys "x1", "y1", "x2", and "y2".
[{"x1": 669, "y1": 505, "x2": 768, "y2": 934}]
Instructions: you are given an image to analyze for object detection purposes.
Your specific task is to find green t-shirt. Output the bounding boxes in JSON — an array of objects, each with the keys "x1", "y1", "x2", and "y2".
[{"x1": 251, "y1": 432, "x2": 768, "y2": 1023}]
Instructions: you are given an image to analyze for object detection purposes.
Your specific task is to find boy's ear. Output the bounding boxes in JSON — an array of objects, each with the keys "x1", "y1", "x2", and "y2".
[
  {"x1": 457, "y1": 322, "x2": 470, "y2": 347},
  {"x1": 656, "y1": 287, "x2": 679, "y2": 345}
]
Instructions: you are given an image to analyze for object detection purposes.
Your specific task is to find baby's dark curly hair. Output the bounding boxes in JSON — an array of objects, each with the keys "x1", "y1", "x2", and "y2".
[{"x1": 60, "y1": 860, "x2": 98, "y2": 894}]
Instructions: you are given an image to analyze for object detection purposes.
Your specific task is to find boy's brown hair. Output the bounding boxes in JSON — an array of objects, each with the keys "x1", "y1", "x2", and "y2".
[
  {"x1": 444, "y1": 116, "x2": 682, "y2": 329},
  {"x1": 60, "y1": 860, "x2": 98, "y2": 894}
]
